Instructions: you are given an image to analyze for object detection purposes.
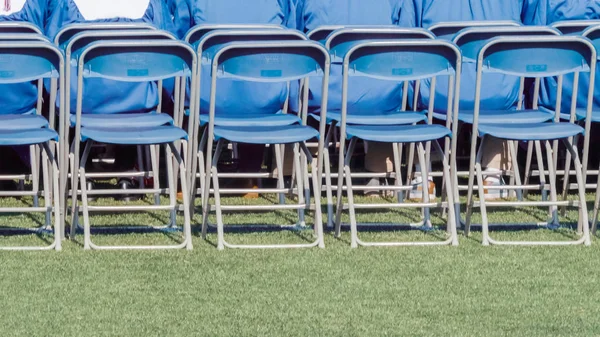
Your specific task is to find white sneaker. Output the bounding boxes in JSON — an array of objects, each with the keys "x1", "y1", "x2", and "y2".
[
  {"x1": 409, "y1": 177, "x2": 436, "y2": 201},
  {"x1": 482, "y1": 168, "x2": 507, "y2": 200}
]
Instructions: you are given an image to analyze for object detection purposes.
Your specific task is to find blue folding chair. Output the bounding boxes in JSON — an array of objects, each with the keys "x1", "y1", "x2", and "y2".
[
  {"x1": 184, "y1": 25, "x2": 286, "y2": 191},
  {"x1": 428, "y1": 20, "x2": 521, "y2": 40},
  {"x1": 334, "y1": 39, "x2": 460, "y2": 247},
  {"x1": 59, "y1": 29, "x2": 180, "y2": 238},
  {"x1": 0, "y1": 41, "x2": 63, "y2": 251},
  {"x1": 438, "y1": 26, "x2": 561, "y2": 231},
  {"x1": 549, "y1": 25, "x2": 600, "y2": 219},
  {"x1": 0, "y1": 32, "x2": 58, "y2": 217},
  {"x1": 72, "y1": 40, "x2": 195, "y2": 250},
  {"x1": 202, "y1": 40, "x2": 329, "y2": 250},
  {"x1": 466, "y1": 36, "x2": 594, "y2": 246},
  {"x1": 551, "y1": 20, "x2": 600, "y2": 35},
  {"x1": 318, "y1": 27, "x2": 435, "y2": 232},
  {"x1": 185, "y1": 29, "x2": 308, "y2": 234}
]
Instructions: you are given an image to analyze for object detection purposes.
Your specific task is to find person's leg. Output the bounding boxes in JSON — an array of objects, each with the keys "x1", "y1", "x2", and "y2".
[
  {"x1": 364, "y1": 141, "x2": 396, "y2": 197},
  {"x1": 479, "y1": 137, "x2": 512, "y2": 199}
]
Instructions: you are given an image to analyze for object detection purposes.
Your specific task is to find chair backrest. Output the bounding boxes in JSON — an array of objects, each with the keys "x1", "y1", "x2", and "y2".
[
  {"x1": 326, "y1": 27, "x2": 435, "y2": 63},
  {"x1": 212, "y1": 41, "x2": 328, "y2": 82},
  {"x1": 207, "y1": 40, "x2": 329, "y2": 119},
  {"x1": 76, "y1": 40, "x2": 196, "y2": 120},
  {"x1": 453, "y1": 26, "x2": 561, "y2": 62},
  {"x1": 342, "y1": 39, "x2": 460, "y2": 114},
  {"x1": 185, "y1": 24, "x2": 284, "y2": 45},
  {"x1": 478, "y1": 36, "x2": 594, "y2": 77},
  {"x1": 0, "y1": 21, "x2": 43, "y2": 35},
  {"x1": 429, "y1": 20, "x2": 521, "y2": 40},
  {"x1": 54, "y1": 22, "x2": 156, "y2": 46},
  {"x1": 0, "y1": 41, "x2": 62, "y2": 83},
  {"x1": 476, "y1": 36, "x2": 596, "y2": 115},
  {"x1": 552, "y1": 20, "x2": 600, "y2": 35}
]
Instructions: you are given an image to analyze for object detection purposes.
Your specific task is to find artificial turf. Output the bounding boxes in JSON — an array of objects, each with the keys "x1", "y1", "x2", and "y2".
[{"x1": 0, "y1": 194, "x2": 599, "y2": 336}]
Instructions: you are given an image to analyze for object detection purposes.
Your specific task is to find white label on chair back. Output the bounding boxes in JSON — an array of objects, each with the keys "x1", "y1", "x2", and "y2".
[
  {"x1": 73, "y1": 0, "x2": 150, "y2": 20},
  {"x1": 0, "y1": 0, "x2": 26, "y2": 15}
]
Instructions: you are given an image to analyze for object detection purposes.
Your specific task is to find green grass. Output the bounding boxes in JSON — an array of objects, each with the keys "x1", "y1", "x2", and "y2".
[{"x1": 0, "y1": 194, "x2": 599, "y2": 336}]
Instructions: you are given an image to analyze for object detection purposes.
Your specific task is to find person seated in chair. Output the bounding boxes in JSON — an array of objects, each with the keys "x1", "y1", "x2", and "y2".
[
  {"x1": 175, "y1": 0, "x2": 297, "y2": 198},
  {"x1": 400, "y1": 0, "x2": 532, "y2": 200},
  {"x1": 46, "y1": 0, "x2": 180, "y2": 194},
  {"x1": 299, "y1": 0, "x2": 406, "y2": 198}
]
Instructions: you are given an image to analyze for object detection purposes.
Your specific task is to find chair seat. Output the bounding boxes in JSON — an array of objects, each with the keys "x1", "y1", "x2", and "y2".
[
  {"x1": 81, "y1": 126, "x2": 188, "y2": 145},
  {"x1": 199, "y1": 113, "x2": 301, "y2": 127},
  {"x1": 540, "y1": 107, "x2": 600, "y2": 122},
  {"x1": 478, "y1": 123, "x2": 584, "y2": 141},
  {"x1": 575, "y1": 108, "x2": 600, "y2": 122},
  {"x1": 434, "y1": 109, "x2": 554, "y2": 124},
  {"x1": 214, "y1": 125, "x2": 319, "y2": 144},
  {"x1": 0, "y1": 114, "x2": 49, "y2": 130},
  {"x1": 311, "y1": 111, "x2": 426, "y2": 125},
  {"x1": 346, "y1": 124, "x2": 451, "y2": 143},
  {"x1": 0, "y1": 128, "x2": 58, "y2": 145},
  {"x1": 70, "y1": 113, "x2": 173, "y2": 128}
]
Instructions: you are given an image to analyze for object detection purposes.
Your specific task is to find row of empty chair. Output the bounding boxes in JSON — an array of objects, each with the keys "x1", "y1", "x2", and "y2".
[{"x1": 1, "y1": 20, "x2": 600, "y2": 251}]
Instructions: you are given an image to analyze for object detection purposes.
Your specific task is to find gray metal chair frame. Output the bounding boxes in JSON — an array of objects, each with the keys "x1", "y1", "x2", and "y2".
[
  {"x1": 318, "y1": 27, "x2": 436, "y2": 230},
  {"x1": 334, "y1": 39, "x2": 460, "y2": 248},
  {"x1": 201, "y1": 41, "x2": 330, "y2": 250},
  {"x1": 445, "y1": 26, "x2": 561, "y2": 231},
  {"x1": 72, "y1": 40, "x2": 195, "y2": 250},
  {"x1": 60, "y1": 29, "x2": 178, "y2": 238},
  {"x1": 184, "y1": 28, "x2": 307, "y2": 232},
  {"x1": 0, "y1": 32, "x2": 56, "y2": 226},
  {"x1": 0, "y1": 41, "x2": 64, "y2": 251},
  {"x1": 465, "y1": 36, "x2": 595, "y2": 246}
]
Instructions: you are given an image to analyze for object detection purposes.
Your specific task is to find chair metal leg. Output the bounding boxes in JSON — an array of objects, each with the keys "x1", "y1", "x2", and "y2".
[
  {"x1": 30, "y1": 144, "x2": 39, "y2": 208},
  {"x1": 274, "y1": 143, "x2": 286, "y2": 205},
  {"x1": 43, "y1": 142, "x2": 62, "y2": 251},
  {"x1": 465, "y1": 132, "x2": 479, "y2": 234},
  {"x1": 417, "y1": 142, "x2": 432, "y2": 228},
  {"x1": 522, "y1": 141, "x2": 534, "y2": 199},
  {"x1": 533, "y1": 141, "x2": 547, "y2": 202},
  {"x1": 562, "y1": 139, "x2": 591, "y2": 246},
  {"x1": 508, "y1": 140, "x2": 523, "y2": 201},
  {"x1": 293, "y1": 143, "x2": 306, "y2": 227},
  {"x1": 40, "y1": 144, "x2": 52, "y2": 231},
  {"x1": 475, "y1": 140, "x2": 491, "y2": 246},
  {"x1": 392, "y1": 143, "x2": 404, "y2": 202},
  {"x1": 433, "y1": 140, "x2": 458, "y2": 246},
  {"x1": 169, "y1": 141, "x2": 193, "y2": 250},
  {"x1": 322, "y1": 127, "x2": 335, "y2": 233},
  {"x1": 405, "y1": 142, "x2": 416, "y2": 201},
  {"x1": 543, "y1": 141, "x2": 559, "y2": 227},
  {"x1": 335, "y1": 138, "x2": 357, "y2": 233}
]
